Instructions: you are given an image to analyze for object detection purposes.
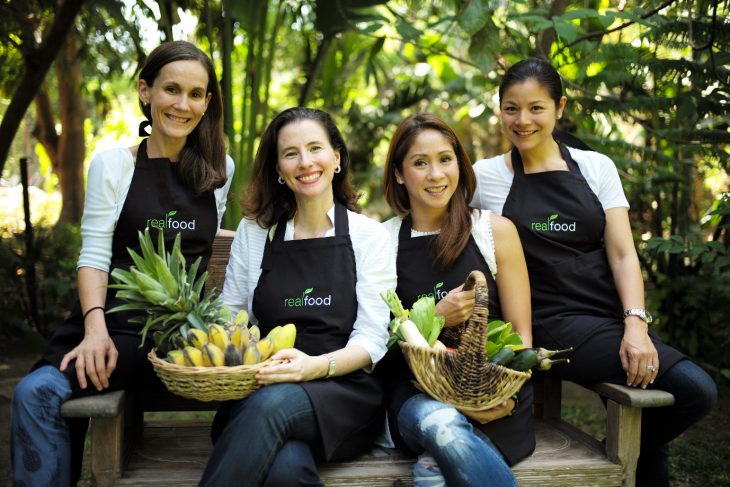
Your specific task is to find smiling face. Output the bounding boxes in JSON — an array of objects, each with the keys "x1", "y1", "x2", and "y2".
[
  {"x1": 500, "y1": 78, "x2": 566, "y2": 154},
  {"x1": 276, "y1": 119, "x2": 341, "y2": 205},
  {"x1": 138, "y1": 59, "x2": 211, "y2": 145},
  {"x1": 397, "y1": 129, "x2": 460, "y2": 227}
]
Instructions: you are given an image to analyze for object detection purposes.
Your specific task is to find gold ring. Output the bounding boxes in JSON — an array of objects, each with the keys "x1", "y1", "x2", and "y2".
[{"x1": 646, "y1": 365, "x2": 656, "y2": 372}]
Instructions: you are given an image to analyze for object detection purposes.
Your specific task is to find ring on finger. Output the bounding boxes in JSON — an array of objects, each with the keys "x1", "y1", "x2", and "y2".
[{"x1": 646, "y1": 364, "x2": 656, "y2": 372}]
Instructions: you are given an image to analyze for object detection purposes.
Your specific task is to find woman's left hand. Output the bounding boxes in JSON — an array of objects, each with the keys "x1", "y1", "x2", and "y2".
[
  {"x1": 255, "y1": 349, "x2": 322, "y2": 384},
  {"x1": 620, "y1": 319, "x2": 659, "y2": 388},
  {"x1": 459, "y1": 399, "x2": 515, "y2": 424}
]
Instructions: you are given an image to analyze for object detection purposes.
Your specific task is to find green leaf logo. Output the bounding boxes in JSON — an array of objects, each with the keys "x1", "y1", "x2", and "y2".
[
  {"x1": 435, "y1": 282, "x2": 443, "y2": 289},
  {"x1": 166, "y1": 210, "x2": 178, "y2": 218},
  {"x1": 549, "y1": 214, "x2": 558, "y2": 221},
  {"x1": 304, "y1": 288, "x2": 313, "y2": 294}
]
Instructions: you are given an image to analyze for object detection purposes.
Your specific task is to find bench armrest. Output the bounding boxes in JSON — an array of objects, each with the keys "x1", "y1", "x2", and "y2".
[
  {"x1": 585, "y1": 382, "x2": 675, "y2": 408},
  {"x1": 60, "y1": 390, "x2": 125, "y2": 418}
]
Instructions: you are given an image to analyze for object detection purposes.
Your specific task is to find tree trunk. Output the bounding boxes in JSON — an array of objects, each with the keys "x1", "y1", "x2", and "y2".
[
  {"x1": 0, "y1": 0, "x2": 85, "y2": 177},
  {"x1": 55, "y1": 30, "x2": 86, "y2": 225}
]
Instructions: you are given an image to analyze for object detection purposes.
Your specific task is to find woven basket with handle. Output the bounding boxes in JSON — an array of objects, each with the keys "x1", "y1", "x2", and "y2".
[
  {"x1": 399, "y1": 270, "x2": 531, "y2": 412},
  {"x1": 148, "y1": 349, "x2": 276, "y2": 402}
]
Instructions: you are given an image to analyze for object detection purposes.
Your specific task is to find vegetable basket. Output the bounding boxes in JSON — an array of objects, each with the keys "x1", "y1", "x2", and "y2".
[
  {"x1": 399, "y1": 270, "x2": 531, "y2": 412},
  {"x1": 148, "y1": 349, "x2": 274, "y2": 402}
]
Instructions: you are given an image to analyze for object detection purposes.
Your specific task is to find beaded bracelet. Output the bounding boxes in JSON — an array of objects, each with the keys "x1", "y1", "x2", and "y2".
[{"x1": 83, "y1": 306, "x2": 105, "y2": 321}]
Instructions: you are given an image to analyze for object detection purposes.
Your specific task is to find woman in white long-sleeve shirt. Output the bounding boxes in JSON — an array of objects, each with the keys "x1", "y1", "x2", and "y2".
[
  {"x1": 200, "y1": 107, "x2": 395, "y2": 487},
  {"x1": 11, "y1": 41, "x2": 234, "y2": 486}
]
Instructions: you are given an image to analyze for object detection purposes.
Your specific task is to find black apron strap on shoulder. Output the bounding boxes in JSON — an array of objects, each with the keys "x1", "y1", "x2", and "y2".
[
  {"x1": 334, "y1": 201, "x2": 349, "y2": 235},
  {"x1": 397, "y1": 214, "x2": 412, "y2": 244},
  {"x1": 510, "y1": 146, "x2": 526, "y2": 178},
  {"x1": 558, "y1": 143, "x2": 581, "y2": 173},
  {"x1": 261, "y1": 215, "x2": 288, "y2": 271}
]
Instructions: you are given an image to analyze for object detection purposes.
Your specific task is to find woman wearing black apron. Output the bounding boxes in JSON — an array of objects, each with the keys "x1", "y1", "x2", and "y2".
[
  {"x1": 377, "y1": 114, "x2": 534, "y2": 486},
  {"x1": 472, "y1": 59, "x2": 717, "y2": 486},
  {"x1": 11, "y1": 41, "x2": 233, "y2": 486},
  {"x1": 200, "y1": 108, "x2": 395, "y2": 486}
]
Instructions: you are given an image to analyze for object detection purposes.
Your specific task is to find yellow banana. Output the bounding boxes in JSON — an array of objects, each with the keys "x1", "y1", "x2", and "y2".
[
  {"x1": 243, "y1": 342, "x2": 261, "y2": 365},
  {"x1": 208, "y1": 324, "x2": 230, "y2": 350},
  {"x1": 272, "y1": 323, "x2": 297, "y2": 352},
  {"x1": 224, "y1": 343, "x2": 243, "y2": 366},
  {"x1": 237, "y1": 326, "x2": 250, "y2": 351},
  {"x1": 187, "y1": 328, "x2": 208, "y2": 349},
  {"x1": 170, "y1": 334, "x2": 186, "y2": 350},
  {"x1": 234, "y1": 310, "x2": 249, "y2": 327},
  {"x1": 266, "y1": 326, "x2": 282, "y2": 339},
  {"x1": 202, "y1": 343, "x2": 225, "y2": 367},
  {"x1": 228, "y1": 325, "x2": 242, "y2": 349},
  {"x1": 248, "y1": 325, "x2": 261, "y2": 342},
  {"x1": 166, "y1": 350, "x2": 186, "y2": 365},
  {"x1": 183, "y1": 346, "x2": 204, "y2": 367},
  {"x1": 256, "y1": 337, "x2": 274, "y2": 361}
]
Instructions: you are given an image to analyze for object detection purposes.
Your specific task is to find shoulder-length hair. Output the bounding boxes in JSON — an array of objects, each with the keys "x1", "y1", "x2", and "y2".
[
  {"x1": 244, "y1": 107, "x2": 360, "y2": 228},
  {"x1": 383, "y1": 113, "x2": 476, "y2": 269},
  {"x1": 139, "y1": 40, "x2": 227, "y2": 193}
]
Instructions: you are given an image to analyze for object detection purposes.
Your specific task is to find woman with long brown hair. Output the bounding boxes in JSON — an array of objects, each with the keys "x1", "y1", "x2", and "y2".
[{"x1": 378, "y1": 113, "x2": 534, "y2": 486}]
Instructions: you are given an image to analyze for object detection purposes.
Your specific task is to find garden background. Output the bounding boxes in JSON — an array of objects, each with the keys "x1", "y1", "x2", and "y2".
[{"x1": 0, "y1": 0, "x2": 728, "y2": 485}]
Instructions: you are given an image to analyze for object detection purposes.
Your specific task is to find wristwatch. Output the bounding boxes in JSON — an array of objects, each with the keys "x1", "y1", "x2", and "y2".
[
  {"x1": 623, "y1": 308, "x2": 653, "y2": 324},
  {"x1": 324, "y1": 353, "x2": 336, "y2": 378}
]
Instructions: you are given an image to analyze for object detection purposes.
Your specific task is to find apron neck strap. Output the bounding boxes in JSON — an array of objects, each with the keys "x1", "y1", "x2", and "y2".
[
  {"x1": 398, "y1": 214, "x2": 413, "y2": 243},
  {"x1": 261, "y1": 201, "x2": 349, "y2": 270},
  {"x1": 510, "y1": 139, "x2": 580, "y2": 176}
]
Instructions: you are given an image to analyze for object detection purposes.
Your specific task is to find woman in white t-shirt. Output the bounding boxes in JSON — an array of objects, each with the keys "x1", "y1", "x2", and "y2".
[{"x1": 471, "y1": 58, "x2": 716, "y2": 486}]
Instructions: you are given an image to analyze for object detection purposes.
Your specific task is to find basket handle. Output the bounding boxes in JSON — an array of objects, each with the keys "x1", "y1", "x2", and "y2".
[{"x1": 456, "y1": 270, "x2": 489, "y2": 362}]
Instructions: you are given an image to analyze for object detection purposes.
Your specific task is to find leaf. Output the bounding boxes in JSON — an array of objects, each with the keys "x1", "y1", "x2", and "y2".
[
  {"x1": 410, "y1": 296, "x2": 437, "y2": 345},
  {"x1": 305, "y1": 287, "x2": 313, "y2": 294},
  {"x1": 458, "y1": 0, "x2": 492, "y2": 35},
  {"x1": 549, "y1": 214, "x2": 559, "y2": 221},
  {"x1": 553, "y1": 20, "x2": 579, "y2": 43}
]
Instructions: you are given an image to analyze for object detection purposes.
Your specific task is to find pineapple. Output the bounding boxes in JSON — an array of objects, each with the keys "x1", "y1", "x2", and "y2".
[{"x1": 107, "y1": 229, "x2": 230, "y2": 354}]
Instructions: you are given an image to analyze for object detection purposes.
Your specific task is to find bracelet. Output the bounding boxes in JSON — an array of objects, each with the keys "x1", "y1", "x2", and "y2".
[{"x1": 83, "y1": 306, "x2": 105, "y2": 321}]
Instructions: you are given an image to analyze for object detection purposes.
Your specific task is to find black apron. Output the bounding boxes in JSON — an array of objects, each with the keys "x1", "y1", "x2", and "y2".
[
  {"x1": 251, "y1": 202, "x2": 385, "y2": 461},
  {"x1": 378, "y1": 215, "x2": 535, "y2": 466},
  {"x1": 501, "y1": 144, "x2": 683, "y2": 379},
  {"x1": 39, "y1": 139, "x2": 218, "y2": 393}
]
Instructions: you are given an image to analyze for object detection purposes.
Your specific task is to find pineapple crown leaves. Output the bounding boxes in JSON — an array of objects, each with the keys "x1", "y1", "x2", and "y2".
[{"x1": 107, "y1": 228, "x2": 227, "y2": 349}]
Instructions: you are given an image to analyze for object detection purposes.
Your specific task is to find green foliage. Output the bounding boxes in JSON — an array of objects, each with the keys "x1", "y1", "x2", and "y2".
[{"x1": 0, "y1": 225, "x2": 81, "y2": 344}]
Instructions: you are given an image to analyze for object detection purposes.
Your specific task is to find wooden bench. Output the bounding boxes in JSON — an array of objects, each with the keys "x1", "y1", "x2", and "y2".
[{"x1": 61, "y1": 235, "x2": 675, "y2": 486}]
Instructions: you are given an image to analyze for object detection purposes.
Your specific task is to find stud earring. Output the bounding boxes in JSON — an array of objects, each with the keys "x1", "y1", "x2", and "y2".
[{"x1": 278, "y1": 176, "x2": 285, "y2": 185}]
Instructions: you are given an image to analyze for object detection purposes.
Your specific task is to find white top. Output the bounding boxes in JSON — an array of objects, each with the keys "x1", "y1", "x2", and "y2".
[
  {"x1": 221, "y1": 206, "x2": 396, "y2": 367},
  {"x1": 382, "y1": 209, "x2": 498, "y2": 279},
  {"x1": 77, "y1": 146, "x2": 235, "y2": 272},
  {"x1": 472, "y1": 147, "x2": 629, "y2": 215}
]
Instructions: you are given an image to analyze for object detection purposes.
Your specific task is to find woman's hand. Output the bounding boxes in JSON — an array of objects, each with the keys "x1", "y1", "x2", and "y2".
[
  {"x1": 60, "y1": 325, "x2": 118, "y2": 391},
  {"x1": 255, "y1": 349, "x2": 325, "y2": 384},
  {"x1": 435, "y1": 284, "x2": 475, "y2": 327},
  {"x1": 620, "y1": 319, "x2": 659, "y2": 388},
  {"x1": 459, "y1": 399, "x2": 515, "y2": 424}
]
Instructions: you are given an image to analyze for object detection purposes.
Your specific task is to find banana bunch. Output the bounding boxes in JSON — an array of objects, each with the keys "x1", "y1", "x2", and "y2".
[{"x1": 165, "y1": 310, "x2": 297, "y2": 367}]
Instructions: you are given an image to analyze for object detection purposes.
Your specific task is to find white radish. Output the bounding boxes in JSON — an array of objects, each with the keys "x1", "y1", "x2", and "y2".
[
  {"x1": 399, "y1": 319, "x2": 430, "y2": 348},
  {"x1": 432, "y1": 340, "x2": 447, "y2": 351}
]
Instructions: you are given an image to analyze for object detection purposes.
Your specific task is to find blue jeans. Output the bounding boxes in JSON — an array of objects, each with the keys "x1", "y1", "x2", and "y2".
[
  {"x1": 200, "y1": 383, "x2": 324, "y2": 487},
  {"x1": 397, "y1": 394, "x2": 518, "y2": 487},
  {"x1": 635, "y1": 358, "x2": 717, "y2": 486},
  {"x1": 11, "y1": 365, "x2": 73, "y2": 487}
]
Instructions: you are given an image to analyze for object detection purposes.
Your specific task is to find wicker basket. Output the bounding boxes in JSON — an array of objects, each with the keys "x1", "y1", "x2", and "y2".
[
  {"x1": 148, "y1": 349, "x2": 275, "y2": 402},
  {"x1": 399, "y1": 270, "x2": 531, "y2": 412}
]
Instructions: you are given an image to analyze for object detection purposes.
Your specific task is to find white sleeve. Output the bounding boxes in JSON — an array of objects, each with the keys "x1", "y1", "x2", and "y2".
[
  {"x1": 569, "y1": 148, "x2": 629, "y2": 210},
  {"x1": 221, "y1": 220, "x2": 273, "y2": 323},
  {"x1": 348, "y1": 213, "x2": 397, "y2": 368},
  {"x1": 77, "y1": 150, "x2": 133, "y2": 271},
  {"x1": 471, "y1": 155, "x2": 513, "y2": 215},
  {"x1": 214, "y1": 155, "x2": 236, "y2": 228},
  {"x1": 471, "y1": 210, "x2": 497, "y2": 278}
]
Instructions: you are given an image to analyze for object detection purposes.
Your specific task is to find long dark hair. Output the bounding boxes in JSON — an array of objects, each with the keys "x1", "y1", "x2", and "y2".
[
  {"x1": 244, "y1": 107, "x2": 360, "y2": 228},
  {"x1": 383, "y1": 113, "x2": 476, "y2": 269},
  {"x1": 139, "y1": 40, "x2": 227, "y2": 193}
]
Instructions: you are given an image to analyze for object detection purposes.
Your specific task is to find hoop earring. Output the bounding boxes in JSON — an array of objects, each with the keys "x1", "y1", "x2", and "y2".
[
  {"x1": 334, "y1": 165, "x2": 341, "y2": 174},
  {"x1": 278, "y1": 176, "x2": 285, "y2": 185}
]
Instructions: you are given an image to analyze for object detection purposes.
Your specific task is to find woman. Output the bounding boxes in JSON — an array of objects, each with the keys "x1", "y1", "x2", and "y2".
[
  {"x1": 378, "y1": 113, "x2": 535, "y2": 486},
  {"x1": 11, "y1": 40, "x2": 234, "y2": 486},
  {"x1": 200, "y1": 107, "x2": 395, "y2": 486},
  {"x1": 472, "y1": 58, "x2": 717, "y2": 486}
]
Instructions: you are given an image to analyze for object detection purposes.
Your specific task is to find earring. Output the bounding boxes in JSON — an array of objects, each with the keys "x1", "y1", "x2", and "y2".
[
  {"x1": 334, "y1": 166, "x2": 341, "y2": 174},
  {"x1": 396, "y1": 178, "x2": 404, "y2": 184},
  {"x1": 278, "y1": 176, "x2": 285, "y2": 185}
]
